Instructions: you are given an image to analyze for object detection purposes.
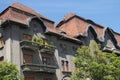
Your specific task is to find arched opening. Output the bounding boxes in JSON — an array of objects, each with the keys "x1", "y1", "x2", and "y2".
[
  {"x1": 87, "y1": 26, "x2": 98, "y2": 40},
  {"x1": 27, "y1": 16, "x2": 47, "y2": 34},
  {"x1": 104, "y1": 28, "x2": 118, "y2": 49}
]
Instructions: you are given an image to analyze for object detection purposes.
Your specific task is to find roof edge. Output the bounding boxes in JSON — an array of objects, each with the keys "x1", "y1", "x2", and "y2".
[{"x1": 56, "y1": 13, "x2": 104, "y2": 29}]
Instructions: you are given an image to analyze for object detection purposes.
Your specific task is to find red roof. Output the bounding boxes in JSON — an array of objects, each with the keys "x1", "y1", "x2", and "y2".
[
  {"x1": 56, "y1": 13, "x2": 104, "y2": 38},
  {"x1": 56, "y1": 13, "x2": 120, "y2": 45},
  {"x1": 10, "y1": 2, "x2": 51, "y2": 21},
  {"x1": 0, "y1": 2, "x2": 53, "y2": 25},
  {"x1": 0, "y1": 2, "x2": 120, "y2": 45},
  {"x1": 114, "y1": 32, "x2": 120, "y2": 44},
  {"x1": 0, "y1": 3, "x2": 81, "y2": 43}
]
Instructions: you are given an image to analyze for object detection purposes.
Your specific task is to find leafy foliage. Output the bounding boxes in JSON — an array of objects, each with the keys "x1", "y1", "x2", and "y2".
[
  {"x1": 0, "y1": 61, "x2": 20, "y2": 80},
  {"x1": 71, "y1": 41, "x2": 120, "y2": 80},
  {"x1": 32, "y1": 35, "x2": 44, "y2": 45}
]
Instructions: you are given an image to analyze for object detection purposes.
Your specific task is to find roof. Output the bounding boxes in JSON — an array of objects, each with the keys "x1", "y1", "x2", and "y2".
[
  {"x1": 0, "y1": 2, "x2": 54, "y2": 25},
  {"x1": 56, "y1": 13, "x2": 120, "y2": 46},
  {"x1": 10, "y1": 2, "x2": 52, "y2": 21},
  {"x1": 0, "y1": 2, "x2": 120, "y2": 45},
  {"x1": 56, "y1": 13, "x2": 104, "y2": 38},
  {"x1": 114, "y1": 32, "x2": 120, "y2": 44},
  {"x1": 0, "y1": 2, "x2": 82, "y2": 44}
]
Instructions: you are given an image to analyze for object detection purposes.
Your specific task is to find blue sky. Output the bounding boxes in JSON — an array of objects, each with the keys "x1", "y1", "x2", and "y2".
[{"x1": 0, "y1": 0, "x2": 120, "y2": 33}]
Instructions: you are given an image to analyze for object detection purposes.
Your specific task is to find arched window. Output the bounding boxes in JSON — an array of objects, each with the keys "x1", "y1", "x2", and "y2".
[
  {"x1": 61, "y1": 60, "x2": 69, "y2": 71},
  {"x1": 61, "y1": 60, "x2": 65, "y2": 71},
  {"x1": 65, "y1": 61, "x2": 69, "y2": 71}
]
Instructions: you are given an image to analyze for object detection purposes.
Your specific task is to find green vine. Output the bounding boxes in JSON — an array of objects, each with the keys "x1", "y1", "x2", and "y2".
[{"x1": 32, "y1": 35, "x2": 44, "y2": 46}]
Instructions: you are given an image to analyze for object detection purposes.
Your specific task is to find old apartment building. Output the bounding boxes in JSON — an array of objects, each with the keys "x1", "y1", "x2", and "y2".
[{"x1": 0, "y1": 2, "x2": 120, "y2": 80}]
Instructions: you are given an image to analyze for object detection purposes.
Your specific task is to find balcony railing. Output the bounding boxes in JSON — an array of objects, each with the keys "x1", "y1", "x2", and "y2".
[
  {"x1": 20, "y1": 40, "x2": 56, "y2": 54},
  {"x1": 40, "y1": 45, "x2": 56, "y2": 54},
  {"x1": 21, "y1": 64, "x2": 56, "y2": 73},
  {"x1": 20, "y1": 40, "x2": 41, "y2": 50}
]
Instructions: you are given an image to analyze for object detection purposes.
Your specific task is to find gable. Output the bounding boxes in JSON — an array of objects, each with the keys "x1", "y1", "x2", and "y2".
[{"x1": 102, "y1": 29, "x2": 118, "y2": 52}]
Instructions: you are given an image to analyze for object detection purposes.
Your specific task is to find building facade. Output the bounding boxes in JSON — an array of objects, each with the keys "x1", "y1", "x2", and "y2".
[{"x1": 0, "y1": 2, "x2": 120, "y2": 80}]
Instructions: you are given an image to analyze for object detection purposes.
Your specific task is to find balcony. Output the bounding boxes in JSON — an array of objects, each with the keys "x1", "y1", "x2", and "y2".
[
  {"x1": 40, "y1": 45, "x2": 56, "y2": 54},
  {"x1": 21, "y1": 64, "x2": 56, "y2": 73},
  {"x1": 20, "y1": 40, "x2": 41, "y2": 50}
]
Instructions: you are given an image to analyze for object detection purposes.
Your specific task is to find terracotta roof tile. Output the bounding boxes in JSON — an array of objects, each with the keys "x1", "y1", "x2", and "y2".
[
  {"x1": 114, "y1": 32, "x2": 120, "y2": 44},
  {"x1": 0, "y1": 2, "x2": 54, "y2": 25},
  {"x1": 47, "y1": 27, "x2": 82, "y2": 43},
  {"x1": 64, "y1": 13, "x2": 75, "y2": 20},
  {"x1": 59, "y1": 17, "x2": 89, "y2": 37},
  {"x1": 10, "y1": 2, "x2": 52, "y2": 21},
  {"x1": 0, "y1": 2, "x2": 82, "y2": 43},
  {"x1": 2, "y1": 3, "x2": 120, "y2": 44},
  {"x1": 56, "y1": 13, "x2": 105, "y2": 39},
  {"x1": 92, "y1": 25, "x2": 104, "y2": 38},
  {"x1": 0, "y1": 7, "x2": 30, "y2": 25},
  {"x1": 11, "y1": 2, "x2": 37, "y2": 15}
]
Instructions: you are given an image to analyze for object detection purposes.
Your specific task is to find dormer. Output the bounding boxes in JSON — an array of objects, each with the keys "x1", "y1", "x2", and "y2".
[
  {"x1": 102, "y1": 28, "x2": 118, "y2": 53},
  {"x1": 28, "y1": 16, "x2": 47, "y2": 34}
]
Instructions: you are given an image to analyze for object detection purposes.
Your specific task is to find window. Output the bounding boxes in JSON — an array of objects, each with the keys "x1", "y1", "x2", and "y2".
[
  {"x1": 61, "y1": 60, "x2": 69, "y2": 72},
  {"x1": 61, "y1": 60, "x2": 65, "y2": 71},
  {"x1": 32, "y1": 23, "x2": 44, "y2": 33},
  {"x1": 23, "y1": 54, "x2": 33, "y2": 64},
  {"x1": 0, "y1": 37, "x2": 4, "y2": 49},
  {"x1": 42, "y1": 57, "x2": 51, "y2": 65},
  {"x1": 24, "y1": 77, "x2": 34, "y2": 80},
  {"x1": 23, "y1": 34, "x2": 32, "y2": 41},
  {"x1": 65, "y1": 61, "x2": 69, "y2": 71}
]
